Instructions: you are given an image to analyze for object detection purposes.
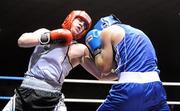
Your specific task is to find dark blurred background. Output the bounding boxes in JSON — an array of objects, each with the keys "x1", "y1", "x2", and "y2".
[{"x1": 0, "y1": 0, "x2": 180, "y2": 110}]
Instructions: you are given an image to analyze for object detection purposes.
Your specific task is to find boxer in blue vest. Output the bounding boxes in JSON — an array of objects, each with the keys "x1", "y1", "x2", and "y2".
[{"x1": 85, "y1": 15, "x2": 170, "y2": 111}]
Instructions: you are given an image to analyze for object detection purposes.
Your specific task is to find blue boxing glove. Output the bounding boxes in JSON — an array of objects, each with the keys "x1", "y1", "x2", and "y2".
[{"x1": 85, "y1": 29, "x2": 102, "y2": 56}]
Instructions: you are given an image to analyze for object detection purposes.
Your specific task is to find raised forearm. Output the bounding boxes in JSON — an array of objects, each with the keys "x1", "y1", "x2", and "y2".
[{"x1": 18, "y1": 28, "x2": 49, "y2": 48}]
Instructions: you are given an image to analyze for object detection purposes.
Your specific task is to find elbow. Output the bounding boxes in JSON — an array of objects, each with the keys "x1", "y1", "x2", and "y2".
[
  {"x1": 96, "y1": 65, "x2": 106, "y2": 73},
  {"x1": 17, "y1": 33, "x2": 29, "y2": 47},
  {"x1": 96, "y1": 63, "x2": 111, "y2": 74},
  {"x1": 17, "y1": 37, "x2": 26, "y2": 47},
  {"x1": 17, "y1": 38, "x2": 24, "y2": 47}
]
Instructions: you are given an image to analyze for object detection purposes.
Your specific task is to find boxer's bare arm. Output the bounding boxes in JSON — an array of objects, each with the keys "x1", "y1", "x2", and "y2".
[{"x1": 18, "y1": 28, "x2": 49, "y2": 48}]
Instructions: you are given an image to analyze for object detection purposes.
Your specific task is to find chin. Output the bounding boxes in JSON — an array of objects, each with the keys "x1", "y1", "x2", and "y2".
[{"x1": 71, "y1": 31, "x2": 77, "y2": 36}]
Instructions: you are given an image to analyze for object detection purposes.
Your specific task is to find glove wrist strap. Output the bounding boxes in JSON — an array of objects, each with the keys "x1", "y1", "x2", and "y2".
[
  {"x1": 39, "y1": 32, "x2": 51, "y2": 45},
  {"x1": 94, "y1": 49, "x2": 102, "y2": 56}
]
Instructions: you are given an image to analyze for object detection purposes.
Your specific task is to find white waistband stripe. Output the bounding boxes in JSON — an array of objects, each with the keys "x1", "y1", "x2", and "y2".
[{"x1": 118, "y1": 72, "x2": 160, "y2": 83}]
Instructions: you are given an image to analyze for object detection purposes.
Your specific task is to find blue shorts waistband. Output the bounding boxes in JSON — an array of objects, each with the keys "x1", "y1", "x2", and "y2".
[{"x1": 118, "y1": 72, "x2": 161, "y2": 83}]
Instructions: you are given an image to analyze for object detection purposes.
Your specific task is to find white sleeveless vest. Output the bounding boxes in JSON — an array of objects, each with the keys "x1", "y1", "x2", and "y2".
[{"x1": 25, "y1": 44, "x2": 73, "y2": 86}]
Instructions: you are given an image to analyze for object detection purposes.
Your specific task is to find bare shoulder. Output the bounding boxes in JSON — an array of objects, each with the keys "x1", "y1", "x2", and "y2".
[
  {"x1": 102, "y1": 25, "x2": 125, "y2": 35},
  {"x1": 70, "y1": 43, "x2": 87, "y2": 50},
  {"x1": 69, "y1": 43, "x2": 88, "y2": 57},
  {"x1": 101, "y1": 25, "x2": 125, "y2": 45},
  {"x1": 68, "y1": 43, "x2": 89, "y2": 66}
]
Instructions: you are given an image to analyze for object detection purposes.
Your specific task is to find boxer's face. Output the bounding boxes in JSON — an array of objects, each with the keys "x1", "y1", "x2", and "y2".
[{"x1": 70, "y1": 17, "x2": 86, "y2": 37}]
